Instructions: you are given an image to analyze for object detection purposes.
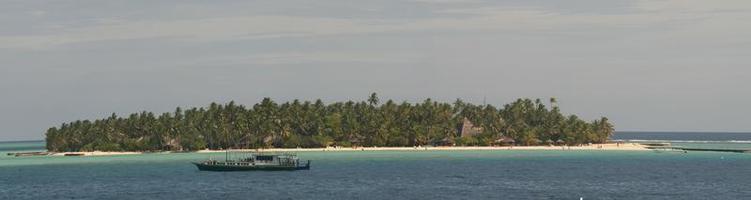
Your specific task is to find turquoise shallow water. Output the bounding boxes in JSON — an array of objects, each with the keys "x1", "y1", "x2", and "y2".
[
  {"x1": 613, "y1": 131, "x2": 751, "y2": 150},
  {"x1": 2, "y1": 137, "x2": 751, "y2": 199}
]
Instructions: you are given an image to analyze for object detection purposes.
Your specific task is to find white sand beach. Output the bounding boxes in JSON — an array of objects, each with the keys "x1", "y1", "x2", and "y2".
[
  {"x1": 196, "y1": 143, "x2": 649, "y2": 153},
  {"x1": 50, "y1": 151, "x2": 143, "y2": 156},
  {"x1": 43, "y1": 143, "x2": 649, "y2": 156}
]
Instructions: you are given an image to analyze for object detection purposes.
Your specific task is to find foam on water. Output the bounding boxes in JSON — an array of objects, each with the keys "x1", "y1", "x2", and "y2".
[
  {"x1": 620, "y1": 139, "x2": 751, "y2": 144},
  {"x1": 614, "y1": 132, "x2": 751, "y2": 150}
]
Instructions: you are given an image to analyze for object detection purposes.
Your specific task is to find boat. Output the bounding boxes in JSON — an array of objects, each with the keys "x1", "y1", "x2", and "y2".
[
  {"x1": 193, "y1": 151, "x2": 310, "y2": 171},
  {"x1": 650, "y1": 146, "x2": 687, "y2": 153},
  {"x1": 8, "y1": 152, "x2": 51, "y2": 157},
  {"x1": 641, "y1": 143, "x2": 686, "y2": 153}
]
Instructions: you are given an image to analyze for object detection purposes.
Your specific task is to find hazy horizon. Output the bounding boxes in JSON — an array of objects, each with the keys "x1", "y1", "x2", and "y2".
[{"x1": 2, "y1": 0, "x2": 750, "y2": 140}]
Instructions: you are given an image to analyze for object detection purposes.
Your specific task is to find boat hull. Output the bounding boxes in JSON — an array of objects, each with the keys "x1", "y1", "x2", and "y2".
[{"x1": 193, "y1": 162, "x2": 310, "y2": 171}]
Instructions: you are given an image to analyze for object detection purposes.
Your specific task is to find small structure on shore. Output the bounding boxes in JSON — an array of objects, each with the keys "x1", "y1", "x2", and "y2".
[
  {"x1": 165, "y1": 138, "x2": 183, "y2": 151},
  {"x1": 459, "y1": 118, "x2": 483, "y2": 138},
  {"x1": 432, "y1": 137, "x2": 455, "y2": 146},
  {"x1": 348, "y1": 137, "x2": 362, "y2": 148},
  {"x1": 495, "y1": 137, "x2": 516, "y2": 146}
]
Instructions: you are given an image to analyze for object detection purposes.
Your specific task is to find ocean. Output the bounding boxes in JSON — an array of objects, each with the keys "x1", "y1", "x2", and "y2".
[
  {"x1": 1, "y1": 132, "x2": 750, "y2": 200},
  {"x1": 613, "y1": 131, "x2": 751, "y2": 150}
]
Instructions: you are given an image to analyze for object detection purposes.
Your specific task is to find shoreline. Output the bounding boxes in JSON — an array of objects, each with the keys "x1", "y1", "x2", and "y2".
[
  {"x1": 35, "y1": 143, "x2": 649, "y2": 156},
  {"x1": 198, "y1": 143, "x2": 648, "y2": 153}
]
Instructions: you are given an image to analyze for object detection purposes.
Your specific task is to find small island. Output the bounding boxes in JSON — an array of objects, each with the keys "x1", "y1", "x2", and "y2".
[{"x1": 45, "y1": 93, "x2": 618, "y2": 152}]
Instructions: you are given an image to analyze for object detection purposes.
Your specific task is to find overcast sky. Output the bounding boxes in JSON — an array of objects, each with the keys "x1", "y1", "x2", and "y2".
[{"x1": 1, "y1": 0, "x2": 750, "y2": 141}]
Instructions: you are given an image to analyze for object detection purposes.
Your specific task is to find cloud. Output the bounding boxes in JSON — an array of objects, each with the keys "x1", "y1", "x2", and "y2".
[
  {"x1": 0, "y1": 11, "x2": 611, "y2": 49},
  {"x1": 176, "y1": 51, "x2": 421, "y2": 66},
  {"x1": 2, "y1": 0, "x2": 750, "y2": 50},
  {"x1": 636, "y1": 0, "x2": 751, "y2": 13},
  {"x1": 2, "y1": 0, "x2": 751, "y2": 140},
  {"x1": 28, "y1": 10, "x2": 47, "y2": 17},
  {"x1": 408, "y1": 0, "x2": 482, "y2": 3}
]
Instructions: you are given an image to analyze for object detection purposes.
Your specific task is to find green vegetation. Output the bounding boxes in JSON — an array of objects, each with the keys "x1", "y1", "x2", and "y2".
[{"x1": 45, "y1": 93, "x2": 614, "y2": 152}]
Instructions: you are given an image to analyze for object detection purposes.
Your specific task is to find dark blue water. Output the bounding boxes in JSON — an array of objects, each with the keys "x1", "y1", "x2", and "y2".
[
  {"x1": 3, "y1": 151, "x2": 751, "y2": 200},
  {"x1": 2, "y1": 133, "x2": 751, "y2": 200}
]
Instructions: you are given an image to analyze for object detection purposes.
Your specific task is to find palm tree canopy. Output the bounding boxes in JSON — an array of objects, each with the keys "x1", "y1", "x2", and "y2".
[{"x1": 45, "y1": 95, "x2": 615, "y2": 151}]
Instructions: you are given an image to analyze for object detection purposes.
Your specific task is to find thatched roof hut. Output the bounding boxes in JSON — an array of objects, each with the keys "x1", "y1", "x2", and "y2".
[
  {"x1": 556, "y1": 139, "x2": 566, "y2": 144},
  {"x1": 495, "y1": 137, "x2": 516, "y2": 146},
  {"x1": 349, "y1": 137, "x2": 362, "y2": 146},
  {"x1": 432, "y1": 137, "x2": 455, "y2": 147},
  {"x1": 459, "y1": 118, "x2": 483, "y2": 138}
]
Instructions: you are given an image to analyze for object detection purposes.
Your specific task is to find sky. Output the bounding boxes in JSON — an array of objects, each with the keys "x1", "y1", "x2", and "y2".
[{"x1": 1, "y1": 0, "x2": 750, "y2": 141}]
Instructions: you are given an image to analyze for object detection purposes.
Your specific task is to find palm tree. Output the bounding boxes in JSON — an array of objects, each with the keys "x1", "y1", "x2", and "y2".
[{"x1": 44, "y1": 94, "x2": 615, "y2": 151}]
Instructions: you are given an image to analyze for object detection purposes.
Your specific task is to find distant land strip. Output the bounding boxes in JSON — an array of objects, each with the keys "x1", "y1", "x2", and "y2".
[{"x1": 45, "y1": 93, "x2": 614, "y2": 152}]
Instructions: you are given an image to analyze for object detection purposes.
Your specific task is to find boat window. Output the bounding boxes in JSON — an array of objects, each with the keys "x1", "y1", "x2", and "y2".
[{"x1": 256, "y1": 155, "x2": 274, "y2": 161}]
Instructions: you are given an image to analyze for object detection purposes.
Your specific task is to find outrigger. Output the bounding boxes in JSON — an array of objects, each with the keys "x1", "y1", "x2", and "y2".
[{"x1": 193, "y1": 150, "x2": 310, "y2": 171}]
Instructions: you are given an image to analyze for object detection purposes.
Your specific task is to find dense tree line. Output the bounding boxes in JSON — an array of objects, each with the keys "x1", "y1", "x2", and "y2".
[{"x1": 45, "y1": 94, "x2": 614, "y2": 152}]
